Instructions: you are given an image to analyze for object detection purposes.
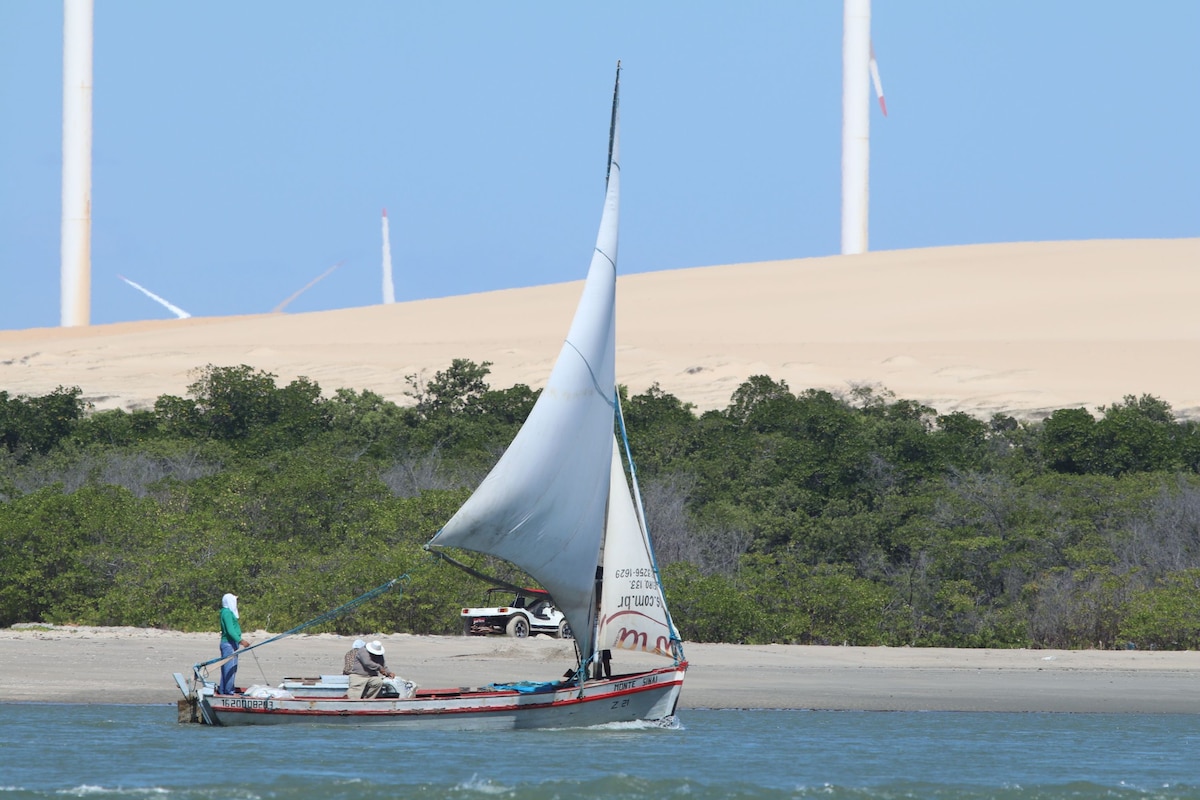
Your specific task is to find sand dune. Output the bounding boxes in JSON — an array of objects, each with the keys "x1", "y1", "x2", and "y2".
[{"x1": 2, "y1": 239, "x2": 1198, "y2": 420}]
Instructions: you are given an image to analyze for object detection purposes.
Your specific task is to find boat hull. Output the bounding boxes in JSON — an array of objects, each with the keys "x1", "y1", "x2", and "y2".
[{"x1": 193, "y1": 664, "x2": 686, "y2": 729}]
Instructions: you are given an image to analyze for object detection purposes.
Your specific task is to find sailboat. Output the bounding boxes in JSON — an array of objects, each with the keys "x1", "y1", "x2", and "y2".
[{"x1": 174, "y1": 65, "x2": 688, "y2": 728}]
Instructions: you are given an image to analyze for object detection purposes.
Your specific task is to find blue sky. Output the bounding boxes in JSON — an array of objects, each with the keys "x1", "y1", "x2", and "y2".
[{"x1": 1, "y1": 2, "x2": 1196, "y2": 331}]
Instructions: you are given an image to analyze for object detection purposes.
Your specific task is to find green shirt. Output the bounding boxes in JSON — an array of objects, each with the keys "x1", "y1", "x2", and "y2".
[{"x1": 219, "y1": 607, "x2": 243, "y2": 645}]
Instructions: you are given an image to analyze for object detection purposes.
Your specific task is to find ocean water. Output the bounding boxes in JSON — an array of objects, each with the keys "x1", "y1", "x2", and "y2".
[{"x1": 0, "y1": 704, "x2": 1197, "y2": 799}]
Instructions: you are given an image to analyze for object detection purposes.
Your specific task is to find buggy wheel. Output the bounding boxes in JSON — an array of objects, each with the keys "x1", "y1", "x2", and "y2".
[
  {"x1": 557, "y1": 620, "x2": 572, "y2": 639},
  {"x1": 463, "y1": 619, "x2": 473, "y2": 636},
  {"x1": 506, "y1": 616, "x2": 530, "y2": 638}
]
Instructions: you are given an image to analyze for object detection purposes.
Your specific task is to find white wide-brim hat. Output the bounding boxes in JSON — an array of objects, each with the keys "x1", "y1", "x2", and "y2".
[{"x1": 366, "y1": 640, "x2": 385, "y2": 656}]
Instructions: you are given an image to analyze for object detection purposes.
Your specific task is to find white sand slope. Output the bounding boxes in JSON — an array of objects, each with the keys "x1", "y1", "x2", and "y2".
[{"x1": 2, "y1": 239, "x2": 1197, "y2": 420}]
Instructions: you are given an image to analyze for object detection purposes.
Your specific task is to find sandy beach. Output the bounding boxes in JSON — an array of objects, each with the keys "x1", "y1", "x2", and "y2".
[{"x1": 2, "y1": 625, "x2": 1197, "y2": 714}]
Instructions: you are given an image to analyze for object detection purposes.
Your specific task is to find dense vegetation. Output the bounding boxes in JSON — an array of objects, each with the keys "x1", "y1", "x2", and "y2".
[{"x1": 3, "y1": 361, "x2": 1199, "y2": 649}]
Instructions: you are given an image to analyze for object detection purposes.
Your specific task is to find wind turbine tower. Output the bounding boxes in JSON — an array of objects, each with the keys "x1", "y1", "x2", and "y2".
[
  {"x1": 61, "y1": 0, "x2": 94, "y2": 326},
  {"x1": 381, "y1": 208, "x2": 396, "y2": 304},
  {"x1": 841, "y1": 0, "x2": 886, "y2": 256}
]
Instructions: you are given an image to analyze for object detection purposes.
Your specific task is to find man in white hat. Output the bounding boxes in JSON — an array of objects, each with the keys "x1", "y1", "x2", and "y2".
[{"x1": 347, "y1": 639, "x2": 395, "y2": 699}]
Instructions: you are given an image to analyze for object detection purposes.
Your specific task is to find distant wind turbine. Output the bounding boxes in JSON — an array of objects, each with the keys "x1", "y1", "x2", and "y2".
[
  {"x1": 61, "y1": 0, "x2": 94, "y2": 326},
  {"x1": 117, "y1": 274, "x2": 191, "y2": 318},
  {"x1": 841, "y1": 0, "x2": 887, "y2": 255},
  {"x1": 381, "y1": 208, "x2": 395, "y2": 304},
  {"x1": 273, "y1": 260, "x2": 345, "y2": 313}
]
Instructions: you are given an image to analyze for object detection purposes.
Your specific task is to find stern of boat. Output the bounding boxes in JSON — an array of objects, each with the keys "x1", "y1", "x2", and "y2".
[{"x1": 174, "y1": 671, "x2": 218, "y2": 725}]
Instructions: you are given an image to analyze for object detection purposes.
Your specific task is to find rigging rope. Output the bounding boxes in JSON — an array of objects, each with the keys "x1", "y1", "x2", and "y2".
[
  {"x1": 192, "y1": 571, "x2": 413, "y2": 677},
  {"x1": 424, "y1": 547, "x2": 584, "y2": 671},
  {"x1": 423, "y1": 547, "x2": 531, "y2": 597}
]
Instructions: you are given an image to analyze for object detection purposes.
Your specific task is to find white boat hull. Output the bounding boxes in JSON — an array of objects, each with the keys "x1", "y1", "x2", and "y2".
[{"x1": 187, "y1": 664, "x2": 686, "y2": 729}]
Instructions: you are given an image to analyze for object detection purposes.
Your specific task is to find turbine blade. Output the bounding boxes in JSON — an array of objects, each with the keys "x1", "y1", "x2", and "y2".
[
  {"x1": 869, "y1": 41, "x2": 887, "y2": 117},
  {"x1": 274, "y1": 260, "x2": 345, "y2": 313},
  {"x1": 117, "y1": 274, "x2": 191, "y2": 319}
]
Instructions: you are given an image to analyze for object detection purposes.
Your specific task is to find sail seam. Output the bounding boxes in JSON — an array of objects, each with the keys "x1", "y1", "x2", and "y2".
[
  {"x1": 563, "y1": 339, "x2": 618, "y2": 409},
  {"x1": 594, "y1": 246, "x2": 616, "y2": 273}
]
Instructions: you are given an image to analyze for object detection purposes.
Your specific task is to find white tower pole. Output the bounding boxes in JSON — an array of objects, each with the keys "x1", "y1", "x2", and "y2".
[
  {"x1": 61, "y1": 0, "x2": 94, "y2": 326},
  {"x1": 841, "y1": 0, "x2": 871, "y2": 256},
  {"x1": 381, "y1": 208, "x2": 395, "y2": 304}
]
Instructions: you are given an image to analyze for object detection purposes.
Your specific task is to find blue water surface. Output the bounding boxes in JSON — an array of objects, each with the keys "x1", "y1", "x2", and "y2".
[{"x1": 1, "y1": 703, "x2": 1197, "y2": 799}]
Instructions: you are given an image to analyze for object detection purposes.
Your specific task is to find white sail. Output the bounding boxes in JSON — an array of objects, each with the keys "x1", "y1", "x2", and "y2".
[
  {"x1": 597, "y1": 438, "x2": 675, "y2": 658},
  {"x1": 427, "y1": 73, "x2": 622, "y2": 661}
]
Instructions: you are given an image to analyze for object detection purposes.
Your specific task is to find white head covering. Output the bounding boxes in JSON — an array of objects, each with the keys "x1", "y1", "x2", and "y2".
[
  {"x1": 352, "y1": 639, "x2": 365, "y2": 649},
  {"x1": 365, "y1": 640, "x2": 385, "y2": 656},
  {"x1": 221, "y1": 593, "x2": 239, "y2": 619}
]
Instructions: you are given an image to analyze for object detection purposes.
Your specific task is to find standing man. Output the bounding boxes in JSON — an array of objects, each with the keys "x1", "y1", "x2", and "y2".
[{"x1": 218, "y1": 593, "x2": 250, "y2": 695}]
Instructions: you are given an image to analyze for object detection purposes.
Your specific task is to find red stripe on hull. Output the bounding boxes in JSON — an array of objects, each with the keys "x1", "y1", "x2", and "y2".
[{"x1": 202, "y1": 664, "x2": 686, "y2": 728}]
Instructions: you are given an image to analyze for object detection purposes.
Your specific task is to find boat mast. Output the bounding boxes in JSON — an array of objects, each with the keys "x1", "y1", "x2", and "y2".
[
  {"x1": 586, "y1": 60, "x2": 624, "y2": 678},
  {"x1": 606, "y1": 61, "x2": 620, "y2": 188}
]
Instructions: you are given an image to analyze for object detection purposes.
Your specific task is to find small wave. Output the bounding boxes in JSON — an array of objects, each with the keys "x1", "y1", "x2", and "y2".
[
  {"x1": 53, "y1": 788, "x2": 174, "y2": 798},
  {"x1": 782, "y1": 782, "x2": 1200, "y2": 800},
  {"x1": 454, "y1": 775, "x2": 514, "y2": 795},
  {"x1": 579, "y1": 715, "x2": 685, "y2": 732},
  {"x1": 9, "y1": 778, "x2": 1198, "y2": 800}
]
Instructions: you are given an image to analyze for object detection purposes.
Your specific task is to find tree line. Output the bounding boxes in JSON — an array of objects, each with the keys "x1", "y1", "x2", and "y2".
[{"x1": 2, "y1": 360, "x2": 1199, "y2": 649}]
